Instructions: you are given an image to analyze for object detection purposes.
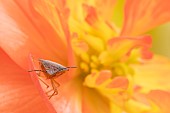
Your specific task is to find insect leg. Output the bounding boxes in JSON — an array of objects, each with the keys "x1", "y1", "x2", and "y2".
[
  {"x1": 46, "y1": 78, "x2": 60, "y2": 96},
  {"x1": 52, "y1": 79, "x2": 60, "y2": 87},
  {"x1": 38, "y1": 77, "x2": 49, "y2": 88},
  {"x1": 48, "y1": 79, "x2": 58, "y2": 99},
  {"x1": 28, "y1": 69, "x2": 49, "y2": 88},
  {"x1": 46, "y1": 88, "x2": 54, "y2": 94}
]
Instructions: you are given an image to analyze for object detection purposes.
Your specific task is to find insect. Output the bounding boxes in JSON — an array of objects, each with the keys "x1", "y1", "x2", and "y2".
[{"x1": 28, "y1": 59, "x2": 76, "y2": 99}]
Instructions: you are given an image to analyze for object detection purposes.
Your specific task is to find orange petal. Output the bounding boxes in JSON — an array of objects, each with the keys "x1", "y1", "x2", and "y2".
[
  {"x1": 96, "y1": 0, "x2": 125, "y2": 28},
  {"x1": 30, "y1": 71, "x2": 82, "y2": 113},
  {"x1": 52, "y1": 81, "x2": 82, "y2": 113},
  {"x1": 132, "y1": 55, "x2": 170, "y2": 92},
  {"x1": 147, "y1": 90, "x2": 170, "y2": 113},
  {"x1": 29, "y1": 55, "x2": 81, "y2": 113},
  {"x1": 82, "y1": 87, "x2": 110, "y2": 113},
  {"x1": 106, "y1": 77, "x2": 129, "y2": 90},
  {"x1": 96, "y1": 0, "x2": 116, "y2": 21},
  {"x1": 100, "y1": 36, "x2": 152, "y2": 66},
  {"x1": 95, "y1": 70, "x2": 112, "y2": 85},
  {"x1": 121, "y1": 0, "x2": 170, "y2": 36},
  {"x1": 83, "y1": 4, "x2": 98, "y2": 26},
  {"x1": 108, "y1": 36, "x2": 152, "y2": 61},
  {"x1": 0, "y1": 48, "x2": 54, "y2": 113},
  {"x1": 0, "y1": 0, "x2": 68, "y2": 70}
]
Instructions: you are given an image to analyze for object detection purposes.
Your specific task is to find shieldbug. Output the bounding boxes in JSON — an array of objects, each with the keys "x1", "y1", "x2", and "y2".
[{"x1": 28, "y1": 59, "x2": 76, "y2": 99}]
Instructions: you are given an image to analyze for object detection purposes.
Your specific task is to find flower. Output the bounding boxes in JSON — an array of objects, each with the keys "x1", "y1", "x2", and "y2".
[{"x1": 0, "y1": 0, "x2": 170, "y2": 113}]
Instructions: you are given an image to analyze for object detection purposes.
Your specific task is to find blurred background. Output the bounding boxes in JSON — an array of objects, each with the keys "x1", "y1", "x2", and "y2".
[{"x1": 149, "y1": 22, "x2": 170, "y2": 58}]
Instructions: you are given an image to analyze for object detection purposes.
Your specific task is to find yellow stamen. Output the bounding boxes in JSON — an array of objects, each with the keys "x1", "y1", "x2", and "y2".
[
  {"x1": 80, "y1": 52, "x2": 90, "y2": 63},
  {"x1": 80, "y1": 62, "x2": 89, "y2": 73}
]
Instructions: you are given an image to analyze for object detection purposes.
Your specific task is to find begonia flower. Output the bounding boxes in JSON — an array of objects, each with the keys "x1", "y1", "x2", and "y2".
[{"x1": 0, "y1": 0, "x2": 170, "y2": 113}]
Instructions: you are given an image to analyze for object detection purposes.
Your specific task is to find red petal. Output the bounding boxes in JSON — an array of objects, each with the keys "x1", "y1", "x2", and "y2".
[
  {"x1": 0, "y1": 48, "x2": 55, "y2": 113},
  {"x1": 121, "y1": 0, "x2": 170, "y2": 36},
  {"x1": 0, "y1": 0, "x2": 69, "y2": 70},
  {"x1": 148, "y1": 90, "x2": 170, "y2": 113}
]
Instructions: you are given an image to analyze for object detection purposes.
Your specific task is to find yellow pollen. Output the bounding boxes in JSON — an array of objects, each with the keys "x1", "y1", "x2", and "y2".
[
  {"x1": 90, "y1": 62, "x2": 97, "y2": 69},
  {"x1": 91, "y1": 55, "x2": 98, "y2": 64},
  {"x1": 80, "y1": 62, "x2": 89, "y2": 73},
  {"x1": 80, "y1": 52, "x2": 90, "y2": 63},
  {"x1": 114, "y1": 67, "x2": 124, "y2": 76}
]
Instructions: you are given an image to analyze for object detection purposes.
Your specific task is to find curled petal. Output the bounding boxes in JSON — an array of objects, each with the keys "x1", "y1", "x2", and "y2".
[
  {"x1": 29, "y1": 55, "x2": 81, "y2": 113},
  {"x1": 30, "y1": 71, "x2": 82, "y2": 113},
  {"x1": 84, "y1": 70, "x2": 129, "y2": 94},
  {"x1": 99, "y1": 36, "x2": 152, "y2": 66},
  {"x1": 31, "y1": 72, "x2": 82, "y2": 113},
  {"x1": 0, "y1": 48, "x2": 52, "y2": 113},
  {"x1": 121, "y1": 0, "x2": 170, "y2": 36}
]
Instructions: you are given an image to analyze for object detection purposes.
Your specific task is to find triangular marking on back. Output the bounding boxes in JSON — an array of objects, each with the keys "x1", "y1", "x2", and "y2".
[{"x1": 39, "y1": 59, "x2": 68, "y2": 75}]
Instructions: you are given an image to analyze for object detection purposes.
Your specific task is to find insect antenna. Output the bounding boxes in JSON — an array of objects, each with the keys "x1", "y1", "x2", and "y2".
[
  {"x1": 64, "y1": 66, "x2": 77, "y2": 71},
  {"x1": 66, "y1": 66, "x2": 77, "y2": 68},
  {"x1": 28, "y1": 70, "x2": 46, "y2": 72}
]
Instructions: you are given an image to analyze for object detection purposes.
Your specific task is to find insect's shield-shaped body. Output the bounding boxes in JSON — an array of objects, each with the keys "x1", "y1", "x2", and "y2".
[
  {"x1": 28, "y1": 58, "x2": 77, "y2": 99},
  {"x1": 39, "y1": 59, "x2": 68, "y2": 78}
]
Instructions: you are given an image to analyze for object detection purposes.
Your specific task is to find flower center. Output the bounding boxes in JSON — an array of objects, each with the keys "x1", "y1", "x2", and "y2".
[
  {"x1": 71, "y1": 35, "x2": 134, "y2": 82},
  {"x1": 69, "y1": 4, "x2": 152, "y2": 106}
]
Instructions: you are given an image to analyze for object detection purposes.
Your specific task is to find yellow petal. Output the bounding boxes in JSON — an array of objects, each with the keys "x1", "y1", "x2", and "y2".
[{"x1": 132, "y1": 55, "x2": 170, "y2": 93}]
